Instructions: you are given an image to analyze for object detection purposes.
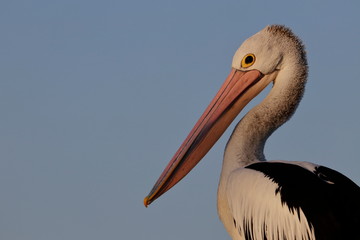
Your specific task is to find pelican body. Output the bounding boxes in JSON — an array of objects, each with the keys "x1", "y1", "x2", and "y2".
[{"x1": 144, "y1": 25, "x2": 360, "y2": 240}]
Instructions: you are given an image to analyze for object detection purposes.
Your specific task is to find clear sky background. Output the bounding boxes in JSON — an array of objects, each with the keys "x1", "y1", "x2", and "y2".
[{"x1": 1, "y1": 0, "x2": 359, "y2": 239}]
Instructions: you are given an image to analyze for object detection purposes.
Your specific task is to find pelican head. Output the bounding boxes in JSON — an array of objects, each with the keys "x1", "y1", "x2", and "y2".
[
  {"x1": 233, "y1": 26, "x2": 306, "y2": 75},
  {"x1": 144, "y1": 25, "x2": 307, "y2": 207}
]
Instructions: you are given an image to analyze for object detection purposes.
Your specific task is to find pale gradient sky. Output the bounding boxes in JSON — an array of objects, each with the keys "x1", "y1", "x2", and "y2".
[{"x1": 0, "y1": 0, "x2": 359, "y2": 239}]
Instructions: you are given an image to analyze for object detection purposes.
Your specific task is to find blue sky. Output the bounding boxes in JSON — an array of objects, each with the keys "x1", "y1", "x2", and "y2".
[{"x1": 1, "y1": 0, "x2": 359, "y2": 239}]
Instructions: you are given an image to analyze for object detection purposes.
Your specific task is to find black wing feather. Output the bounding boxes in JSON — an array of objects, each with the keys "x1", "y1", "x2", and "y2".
[{"x1": 246, "y1": 162, "x2": 360, "y2": 240}]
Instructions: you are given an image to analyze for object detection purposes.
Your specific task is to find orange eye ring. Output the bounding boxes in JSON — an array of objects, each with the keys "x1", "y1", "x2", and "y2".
[{"x1": 241, "y1": 53, "x2": 256, "y2": 68}]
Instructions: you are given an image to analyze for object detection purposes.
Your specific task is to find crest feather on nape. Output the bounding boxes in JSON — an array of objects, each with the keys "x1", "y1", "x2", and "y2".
[{"x1": 266, "y1": 25, "x2": 307, "y2": 64}]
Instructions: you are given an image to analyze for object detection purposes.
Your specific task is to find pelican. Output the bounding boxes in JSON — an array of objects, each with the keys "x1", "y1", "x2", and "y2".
[{"x1": 144, "y1": 25, "x2": 360, "y2": 240}]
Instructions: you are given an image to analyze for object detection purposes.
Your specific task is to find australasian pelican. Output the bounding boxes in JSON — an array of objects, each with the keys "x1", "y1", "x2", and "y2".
[{"x1": 144, "y1": 25, "x2": 360, "y2": 240}]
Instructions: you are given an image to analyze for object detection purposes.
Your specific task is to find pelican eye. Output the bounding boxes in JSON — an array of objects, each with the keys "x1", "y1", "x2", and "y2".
[{"x1": 241, "y1": 53, "x2": 256, "y2": 68}]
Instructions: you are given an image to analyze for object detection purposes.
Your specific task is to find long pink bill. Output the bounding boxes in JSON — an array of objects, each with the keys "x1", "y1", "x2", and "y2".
[{"x1": 144, "y1": 68, "x2": 264, "y2": 207}]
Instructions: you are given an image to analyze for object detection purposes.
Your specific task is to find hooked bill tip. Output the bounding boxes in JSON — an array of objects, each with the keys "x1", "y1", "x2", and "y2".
[{"x1": 143, "y1": 196, "x2": 150, "y2": 208}]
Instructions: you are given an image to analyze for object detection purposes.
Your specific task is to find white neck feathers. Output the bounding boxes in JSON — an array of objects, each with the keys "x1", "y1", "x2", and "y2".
[{"x1": 221, "y1": 62, "x2": 307, "y2": 180}]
